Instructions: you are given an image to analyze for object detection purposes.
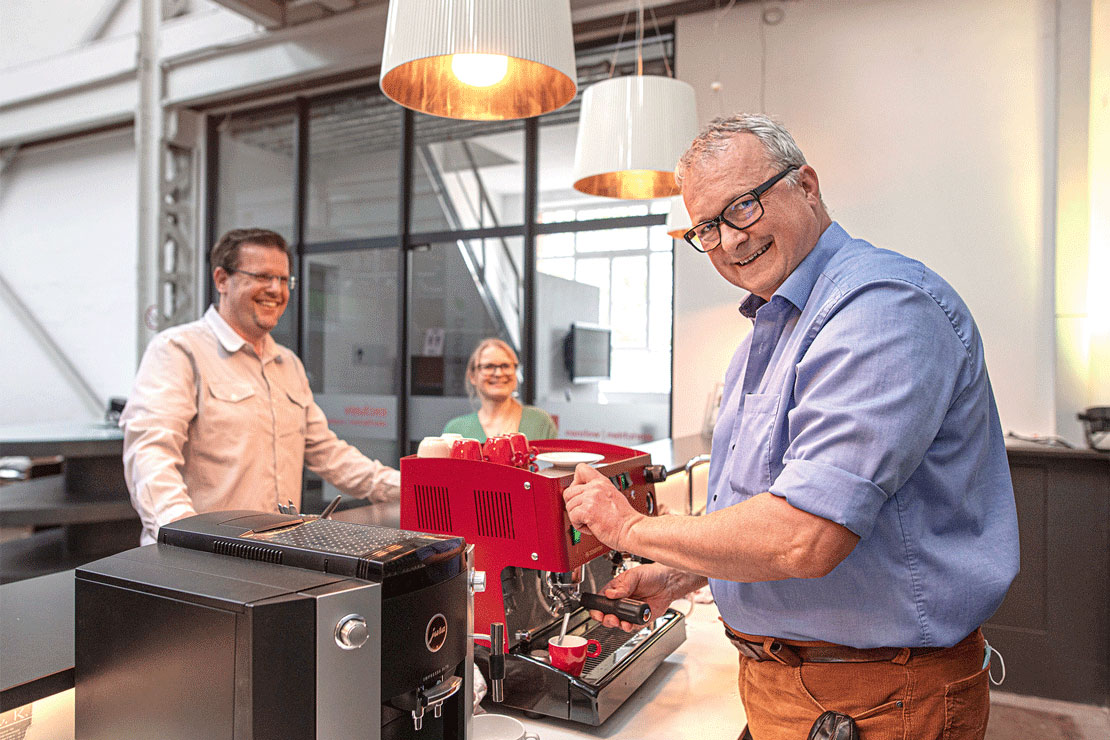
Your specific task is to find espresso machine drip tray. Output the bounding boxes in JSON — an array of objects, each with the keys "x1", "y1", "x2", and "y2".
[{"x1": 476, "y1": 608, "x2": 686, "y2": 725}]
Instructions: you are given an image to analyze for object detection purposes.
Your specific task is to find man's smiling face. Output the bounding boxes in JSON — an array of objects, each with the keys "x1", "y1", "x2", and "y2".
[
  {"x1": 214, "y1": 243, "x2": 290, "y2": 345},
  {"x1": 683, "y1": 133, "x2": 827, "y2": 301}
]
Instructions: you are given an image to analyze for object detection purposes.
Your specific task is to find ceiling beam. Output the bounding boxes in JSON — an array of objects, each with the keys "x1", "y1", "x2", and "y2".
[{"x1": 209, "y1": 0, "x2": 286, "y2": 29}]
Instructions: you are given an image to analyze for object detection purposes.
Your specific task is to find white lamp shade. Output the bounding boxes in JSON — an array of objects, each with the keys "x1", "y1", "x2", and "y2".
[
  {"x1": 380, "y1": 0, "x2": 577, "y2": 121},
  {"x1": 572, "y1": 75, "x2": 698, "y2": 199},
  {"x1": 665, "y1": 195, "x2": 692, "y2": 239}
]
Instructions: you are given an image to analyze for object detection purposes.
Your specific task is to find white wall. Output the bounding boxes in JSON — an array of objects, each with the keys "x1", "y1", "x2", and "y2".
[
  {"x1": 0, "y1": 0, "x2": 138, "y2": 68},
  {"x1": 0, "y1": 129, "x2": 138, "y2": 423},
  {"x1": 673, "y1": 0, "x2": 1061, "y2": 439}
]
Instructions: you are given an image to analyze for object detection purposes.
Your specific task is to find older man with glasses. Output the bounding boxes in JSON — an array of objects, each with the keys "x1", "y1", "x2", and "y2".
[
  {"x1": 564, "y1": 114, "x2": 1018, "y2": 740},
  {"x1": 120, "y1": 228, "x2": 399, "y2": 545}
]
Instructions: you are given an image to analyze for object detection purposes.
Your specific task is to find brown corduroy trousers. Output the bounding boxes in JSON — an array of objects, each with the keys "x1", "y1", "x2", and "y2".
[{"x1": 734, "y1": 629, "x2": 990, "y2": 740}]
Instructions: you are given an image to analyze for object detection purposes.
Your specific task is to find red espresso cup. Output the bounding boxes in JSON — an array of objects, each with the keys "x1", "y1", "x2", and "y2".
[
  {"x1": 448, "y1": 438, "x2": 483, "y2": 461},
  {"x1": 547, "y1": 635, "x2": 602, "y2": 677},
  {"x1": 482, "y1": 435, "x2": 515, "y2": 466},
  {"x1": 505, "y1": 432, "x2": 531, "y2": 469}
]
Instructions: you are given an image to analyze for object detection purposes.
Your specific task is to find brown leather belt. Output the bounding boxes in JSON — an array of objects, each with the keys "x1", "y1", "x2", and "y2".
[{"x1": 723, "y1": 628, "x2": 946, "y2": 667}]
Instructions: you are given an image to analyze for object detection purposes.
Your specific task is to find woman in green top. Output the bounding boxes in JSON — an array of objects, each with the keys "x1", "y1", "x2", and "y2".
[{"x1": 442, "y1": 338, "x2": 557, "y2": 443}]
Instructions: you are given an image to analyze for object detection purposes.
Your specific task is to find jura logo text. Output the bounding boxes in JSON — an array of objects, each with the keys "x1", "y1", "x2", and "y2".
[{"x1": 425, "y1": 614, "x2": 448, "y2": 652}]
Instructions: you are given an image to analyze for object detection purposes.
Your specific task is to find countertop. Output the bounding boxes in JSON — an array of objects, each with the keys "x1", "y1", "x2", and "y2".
[{"x1": 0, "y1": 421, "x2": 122, "y2": 458}]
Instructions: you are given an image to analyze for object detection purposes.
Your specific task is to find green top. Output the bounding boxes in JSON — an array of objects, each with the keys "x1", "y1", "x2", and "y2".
[{"x1": 442, "y1": 406, "x2": 557, "y2": 443}]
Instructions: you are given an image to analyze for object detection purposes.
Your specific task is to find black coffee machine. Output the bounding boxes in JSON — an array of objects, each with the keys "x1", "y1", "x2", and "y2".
[{"x1": 75, "y1": 511, "x2": 471, "y2": 740}]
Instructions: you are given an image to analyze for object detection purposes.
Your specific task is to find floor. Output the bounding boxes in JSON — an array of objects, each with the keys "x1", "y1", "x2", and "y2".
[{"x1": 987, "y1": 691, "x2": 1109, "y2": 740}]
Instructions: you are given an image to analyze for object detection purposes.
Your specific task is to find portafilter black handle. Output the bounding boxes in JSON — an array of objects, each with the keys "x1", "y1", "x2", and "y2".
[{"x1": 579, "y1": 592, "x2": 651, "y2": 625}]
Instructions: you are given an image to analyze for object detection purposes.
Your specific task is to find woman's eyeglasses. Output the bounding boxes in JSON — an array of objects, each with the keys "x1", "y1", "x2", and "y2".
[{"x1": 477, "y1": 362, "x2": 517, "y2": 375}]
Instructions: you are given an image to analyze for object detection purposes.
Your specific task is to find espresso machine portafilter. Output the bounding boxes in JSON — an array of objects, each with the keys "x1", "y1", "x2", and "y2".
[{"x1": 400, "y1": 439, "x2": 686, "y2": 725}]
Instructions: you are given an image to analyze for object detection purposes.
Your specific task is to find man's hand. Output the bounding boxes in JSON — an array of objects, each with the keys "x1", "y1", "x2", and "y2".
[
  {"x1": 563, "y1": 463, "x2": 645, "y2": 551},
  {"x1": 590, "y1": 563, "x2": 706, "y2": 631}
]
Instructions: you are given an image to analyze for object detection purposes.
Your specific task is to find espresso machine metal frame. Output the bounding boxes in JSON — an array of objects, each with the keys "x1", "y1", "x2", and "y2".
[{"x1": 400, "y1": 440, "x2": 686, "y2": 725}]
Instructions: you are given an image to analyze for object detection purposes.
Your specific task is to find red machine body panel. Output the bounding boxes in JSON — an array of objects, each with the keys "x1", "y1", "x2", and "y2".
[{"x1": 400, "y1": 439, "x2": 657, "y2": 642}]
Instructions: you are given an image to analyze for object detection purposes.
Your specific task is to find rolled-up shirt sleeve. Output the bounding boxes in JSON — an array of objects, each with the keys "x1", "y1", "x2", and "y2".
[
  {"x1": 120, "y1": 335, "x2": 200, "y2": 541},
  {"x1": 296, "y1": 358, "x2": 400, "y2": 502},
  {"x1": 769, "y1": 279, "x2": 972, "y2": 538}
]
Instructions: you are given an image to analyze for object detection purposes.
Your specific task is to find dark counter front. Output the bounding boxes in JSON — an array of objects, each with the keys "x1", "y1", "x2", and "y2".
[
  {"x1": 983, "y1": 442, "x2": 1110, "y2": 706},
  {"x1": 0, "y1": 570, "x2": 74, "y2": 712}
]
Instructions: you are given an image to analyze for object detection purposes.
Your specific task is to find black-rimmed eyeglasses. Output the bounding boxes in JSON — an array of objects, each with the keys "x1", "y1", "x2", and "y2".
[
  {"x1": 229, "y1": 269, "x2": 296, "y2": 291},
  {"x1": 477, "y1": 362, "x2": 517, "y2": 375},
  {"x1": 683, "y1": 165, "x2": 799, "y2": 253}
]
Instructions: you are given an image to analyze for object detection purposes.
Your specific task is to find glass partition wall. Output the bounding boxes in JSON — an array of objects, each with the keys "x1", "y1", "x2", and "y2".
[{"x1": 206, "y1": 34, "x2": 676, "y2": 506}]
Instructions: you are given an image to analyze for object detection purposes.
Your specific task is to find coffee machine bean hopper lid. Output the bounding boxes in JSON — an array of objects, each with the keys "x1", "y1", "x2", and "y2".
[{"x1": 158, "y1": 510, "x2": 466, "y2": 595}]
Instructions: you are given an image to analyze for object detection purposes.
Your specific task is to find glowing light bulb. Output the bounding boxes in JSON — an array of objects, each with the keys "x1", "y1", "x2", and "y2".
[{"x1": 451, "y1": 54, "x2": 509, "y2": 87}]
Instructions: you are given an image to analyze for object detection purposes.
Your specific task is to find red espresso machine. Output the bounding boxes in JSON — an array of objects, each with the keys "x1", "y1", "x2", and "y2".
[{"x1": 400, "y1": 439, "x2": 686, "y2": 725}]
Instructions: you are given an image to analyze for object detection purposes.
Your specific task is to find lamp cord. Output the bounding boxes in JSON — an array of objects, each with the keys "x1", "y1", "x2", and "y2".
[{"x1": 606, "y1": 6, "x2": 633, "y2": 79}]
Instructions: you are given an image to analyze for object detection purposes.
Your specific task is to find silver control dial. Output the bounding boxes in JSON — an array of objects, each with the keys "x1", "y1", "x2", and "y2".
[{"x1": 335, "y1": 614, "x2": 369, "y2": 650}]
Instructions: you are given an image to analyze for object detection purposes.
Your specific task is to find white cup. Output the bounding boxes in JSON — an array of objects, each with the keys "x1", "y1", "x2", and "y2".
[
  {"x1": 417, "y1": 436, "x2": 451, "y2": 458},
  {"x1": 470, "y1": 714, "x2": 539, "y2": 740}
]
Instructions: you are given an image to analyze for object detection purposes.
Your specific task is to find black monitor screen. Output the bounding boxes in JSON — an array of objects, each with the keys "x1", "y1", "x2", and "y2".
[{"x1": 565, "y1": 323, "x2": 611, "y2": 382}]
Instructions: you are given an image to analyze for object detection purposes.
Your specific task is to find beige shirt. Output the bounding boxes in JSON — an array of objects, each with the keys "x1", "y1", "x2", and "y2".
[{"x1": 121, "y1": 306, "x2": 399, "y2": 544}]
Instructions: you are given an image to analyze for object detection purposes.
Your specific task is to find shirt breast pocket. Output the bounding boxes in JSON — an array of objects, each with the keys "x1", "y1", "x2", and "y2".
[
  {"x1": 278, "y1": 388, "x2": 309, "y2": 439},
  {"x1": 205, "y1": 382, "x2": 257, "y2": 446},
  {"x1": 731, "y1": 392, "x2": 780, "y2": 494}
]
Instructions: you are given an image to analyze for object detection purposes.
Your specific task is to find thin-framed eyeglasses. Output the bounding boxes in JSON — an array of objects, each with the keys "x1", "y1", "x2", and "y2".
[
  {"x1": 683, "y1": 165, "x2": 799, "y2": 253},
  {"x1": 477, "y1": 362, "x2": 517, "y2": 376},
  {"x1": 229, "y1": 268, "x2": 296, "y2": 291}
]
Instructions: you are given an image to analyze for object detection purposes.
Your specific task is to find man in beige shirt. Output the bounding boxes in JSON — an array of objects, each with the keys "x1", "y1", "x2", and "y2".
[{"x1": 121, "y1": 228, "x2": 400, "y2": 545}]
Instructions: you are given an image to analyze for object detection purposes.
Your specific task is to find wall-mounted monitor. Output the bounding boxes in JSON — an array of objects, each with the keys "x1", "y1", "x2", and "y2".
[{"x1": 563, "y1": 323, "x2": 611, "y2": 383}]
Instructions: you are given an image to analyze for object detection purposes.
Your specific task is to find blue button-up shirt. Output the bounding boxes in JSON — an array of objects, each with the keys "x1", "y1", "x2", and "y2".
[{"x1": 707, "y1": 222, "x2": 1018, "y2": 648}]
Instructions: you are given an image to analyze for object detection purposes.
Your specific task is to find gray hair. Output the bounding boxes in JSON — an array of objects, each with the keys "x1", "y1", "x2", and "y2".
[{"x1": 675, "y1": 113, "x2": 808, "y2": 189}]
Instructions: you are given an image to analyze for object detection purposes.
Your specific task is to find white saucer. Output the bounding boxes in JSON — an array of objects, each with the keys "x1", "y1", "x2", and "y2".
[{"x1": 535, "y1": 451, "x2": 604, "y2": 468}]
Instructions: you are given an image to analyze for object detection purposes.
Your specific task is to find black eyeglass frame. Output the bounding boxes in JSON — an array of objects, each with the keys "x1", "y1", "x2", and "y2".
[
  {"x1": 476, "y1": 362, "x2": 519, "y2": 375},
  {"x1": 683, "y1": 165, "x2": 800, "y2": 253},
  {"x1": 227, "y1": 268, "x2": 297, "y2": 291}
]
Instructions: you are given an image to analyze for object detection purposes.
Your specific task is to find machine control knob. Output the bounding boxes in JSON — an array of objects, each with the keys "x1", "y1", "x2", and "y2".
[
  {"x1": 335, "y1": 615, "x2": 369, "y2": 650},
  {"x1": 469, "y1": 570, "x2": 487, "y2": 593},
  {"x1": 642, "y1": 465, "x2": 667, "y2": 483}
]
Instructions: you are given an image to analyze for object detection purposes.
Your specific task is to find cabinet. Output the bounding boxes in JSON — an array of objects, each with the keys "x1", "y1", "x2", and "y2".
[{"x1": 983, "y1": 443, "x2": 1109, "y2": 706}]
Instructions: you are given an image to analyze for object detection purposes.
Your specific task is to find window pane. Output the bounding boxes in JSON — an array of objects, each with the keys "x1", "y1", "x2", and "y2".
[
  {"x1": 538, "y1": 232, "x2": 575, "y2": 259},
  {"x1": 575, "y1": 258, "x2": 610, "y2": 325},
  {"x1": 412, "y1": 115, "x2": 525, "y2": 232},
  {"x1": 216, "y1": 106, "x2": 295, "y2": 348},
  {"x1": 610, "y1": 255, "x2": 647, "y2": 347},
  {"x1": 650, "y1": 223, "x2": 674, "y2": 251},
  {"x1": 538, "y1": 257, "x2": 575, "y2": 281},
  {"x1": 538, "y1": 208, "x2": 575, "y2": 224},
  {"x1": 649, "y1": 251, "x2": 673, "y2": 350},
  {"x1": 532, "y1": 32, "x2": 675, "y2": 443},
  {"x1": 307, "y1": 91, "x2": 401, "y2": 241},
  {"x1": 303, "y1": 248, "x2": 400, "y2": 474},
  {"x1": 577, "y1": 204, "x2": 648, "y2": 221},
  {"x1": 407, "y1": 239, "x2": 522, "y2": 445},
  {"x1": 217, "y1": 106, "x2": 295, "y2": 240}
]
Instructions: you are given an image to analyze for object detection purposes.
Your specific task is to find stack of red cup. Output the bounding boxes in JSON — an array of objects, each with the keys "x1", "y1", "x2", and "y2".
[
  {"x1": 481, "y1": 433, "x2": 533, "y2": 469},
  {"x1": 448, "y1": 438, "x2": 482, "y2": 461}
]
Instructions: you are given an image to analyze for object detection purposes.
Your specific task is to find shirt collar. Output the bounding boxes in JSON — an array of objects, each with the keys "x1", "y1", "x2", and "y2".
[
  {"x1": 738, "y1": 221, "x2": 850, "y2": 319},
  {"x1": 204, "y1": 305, "x2": 278, "y2": 360}
]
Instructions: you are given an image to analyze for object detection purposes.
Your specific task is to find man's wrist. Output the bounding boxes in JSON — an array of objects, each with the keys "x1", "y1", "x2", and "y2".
[{"x1": 616, "y1": 511, "x2": 648, "y2": 554}]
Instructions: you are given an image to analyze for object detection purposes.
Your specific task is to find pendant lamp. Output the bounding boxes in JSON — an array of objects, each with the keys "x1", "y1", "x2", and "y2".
[
  {"x1": 379, "y1": 0, "x2": 577, "y2": 121},
  {"x1": 665, "y1": 195, "x2": 692, "y2": 239},
  {"x1": 571, "y1": 4, "x2": 697, "y2": 199}
]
